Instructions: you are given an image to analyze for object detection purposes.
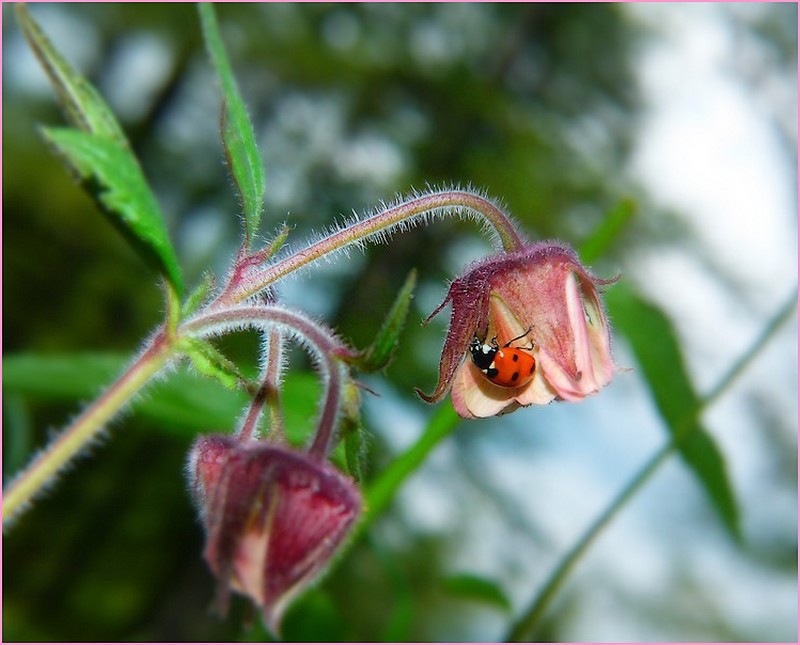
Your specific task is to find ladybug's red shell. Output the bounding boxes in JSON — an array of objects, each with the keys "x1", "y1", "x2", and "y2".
[{"x1": 469, "y1": 337, "x2": 536, "y2": 388}]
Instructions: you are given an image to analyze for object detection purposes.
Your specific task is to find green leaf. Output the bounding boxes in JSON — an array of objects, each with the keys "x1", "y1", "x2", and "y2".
[
  {"x1": 198, "y1": 3, "x2": 266, "y2": 243},
  {"x1": 177, "y1": 337, "x2": 246, "y2": 391},
  {"x1": 442, "y1": 573, "x2": 512, "y2": 612},
  {"x1": 15, "y1": 5, "x2": 126, "y2": 144},
  {"x1": 605, "y1": 282, "x2": 740, "y2": 538},
  {"x1": 41, "y1": 128, "x2": 184, "y2": 294},
  {"x1": 358, "y1": 269, "x2": 418, "y2": 372},
  {"x1": 3, "y1": 395, "x2": 34, "y2": 474},
  {"x1": 16, "y1": 6, "x2": 183, "y2": 296},
  {"x1": 2, "y1": 353, "x2": 242, "y2": 433},
  {"x1": 2, "y1": 353, "x2": 320, "y2": 438},
  {"x1": 3, "y1": 353, "x2": 127, "y2": 399},
  {"x1": 281, "y1": 590, "x2": 348, "y2": 642},
  {"x1": 338, "y1": 381, "x2": 366, "y2": 481}
]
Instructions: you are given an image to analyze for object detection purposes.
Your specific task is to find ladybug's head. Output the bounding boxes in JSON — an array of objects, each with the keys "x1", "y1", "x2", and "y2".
[
  {"x1": 468, "y1": 335, "x2": 497, "y2": 371},
  {"x1": 468, "y1": 336, "x2": 483, "y2": 355}
]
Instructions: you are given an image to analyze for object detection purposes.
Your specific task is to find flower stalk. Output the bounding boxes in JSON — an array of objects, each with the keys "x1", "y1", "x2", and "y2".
[{"x1": 215, "y1": 189, "x2": 525, "y2": 306}]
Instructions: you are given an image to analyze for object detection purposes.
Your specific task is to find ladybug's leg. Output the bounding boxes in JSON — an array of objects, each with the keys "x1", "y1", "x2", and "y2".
[{"x1": 503, "y1": 326, "x2": 534, "y2": 349}]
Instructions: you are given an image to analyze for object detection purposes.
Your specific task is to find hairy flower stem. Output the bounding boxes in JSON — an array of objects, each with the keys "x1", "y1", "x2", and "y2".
[
  {"x1": 2, "y1": 331, "x2": 176, "y2": 528},
  {"x1": 237, "y1": 381, "x2": 268, "y2": 443},
  {"x1": 217, "y1": 190, "x2": 525, "y2": 306},
  {"x1": 182, "y1": 305, "x2": 351, "y2": 461}
]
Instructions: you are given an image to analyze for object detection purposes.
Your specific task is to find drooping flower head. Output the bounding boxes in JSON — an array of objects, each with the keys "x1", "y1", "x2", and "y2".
[
  {"x1": 417, "y1": 241, "x2": 616, "y2": 418},
  {"x1": 188, "y1": 434, "x2": 361, "y2": 635}
]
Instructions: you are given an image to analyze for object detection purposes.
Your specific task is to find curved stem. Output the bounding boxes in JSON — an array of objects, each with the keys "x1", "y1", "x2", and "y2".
[
  {"x1": 182, "y1": 305, "x2": 350, "y2": 460},
  {"x1": 217, "y1": 189, "x2": 524, "y2": 306},
  {"x1": 505, "y1": 290, "x2": 797, "y2": 641},
  {"x1": 3, "y1": 331, "x2": 176, "y2": 528},
  {"x1": 309, "y1": 360, "x2": 344, "y2": 460}
]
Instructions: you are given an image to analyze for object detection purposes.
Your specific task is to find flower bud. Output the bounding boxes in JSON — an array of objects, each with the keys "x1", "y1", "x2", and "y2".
[
  {"x1": 418, "y1": 242, "x2": 616, "y2": 418},
  {"x1": 188, "y1": 434, "x2": 361, "y2": 634}
]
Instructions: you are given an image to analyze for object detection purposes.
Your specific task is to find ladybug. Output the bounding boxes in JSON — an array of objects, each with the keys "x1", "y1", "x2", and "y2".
[{"x1": 469, "y1": 330, "x2": 536, "y2": 388}]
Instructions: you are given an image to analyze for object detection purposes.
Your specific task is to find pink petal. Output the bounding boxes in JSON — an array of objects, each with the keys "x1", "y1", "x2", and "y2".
[
  {"x1": 578, "y1": 276, "x2": 615, "y2": 389},
  {"x1": 512, "y1": 367, "x2": 558, "y2": 406},
  {"x1": 564, "y1": 270, "x2": 600, "y2": 395}
]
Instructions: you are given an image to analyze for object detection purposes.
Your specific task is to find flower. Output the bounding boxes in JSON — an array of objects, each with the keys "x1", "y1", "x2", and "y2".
[
  {"x1": 417, "y1": 241, "x2": 616, "y2": 418},
  {"x1": 188, "y1": 434, "x2": 361, "y2": 635}
]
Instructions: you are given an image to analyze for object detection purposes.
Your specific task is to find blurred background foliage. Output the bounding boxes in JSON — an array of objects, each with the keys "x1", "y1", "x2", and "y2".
[{"x1": 3, "y1": 3, "x2": 796, "y2": 642}]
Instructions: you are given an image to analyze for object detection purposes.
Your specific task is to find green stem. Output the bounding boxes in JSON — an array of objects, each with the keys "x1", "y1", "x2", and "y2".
[
  {"x1": 164, "y1": 280, "x2": 183, "y2": 335},
  {"x1": 2, "y1": 332, "x2": 176, "y2": 528},
  {"x1": 505, "y1": 290, "x2": 797, "y2": 641}
]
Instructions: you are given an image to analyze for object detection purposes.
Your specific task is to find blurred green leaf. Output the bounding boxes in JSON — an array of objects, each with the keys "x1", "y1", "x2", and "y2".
[
  {"x1": 281, "y1": 590, "x2": 348, "y2": 642},
  {"x1": 2, "y1": 353, "x2": 320, "y2": 438},
  {"x1": 16, "y1": 6, "x2": 184, "y2": 295},
  {"x1": 3, "y1": 395, "x2": 34, "y2": 475},
  {"x1": 442, "y1": 573, "x2": 512, "y2": 612},
  {"x1": 340, "y1": 381, "x2": 366, "y2": 482},
  {"x1": 3, "y1": 353, "x2": 128, "y2": 399},
  {"x1": 605, "y1": 282, "x2": 740, "y2": 539},
  {"x1": 198, "y1": 3, "x2": 266, "y2": 244}
]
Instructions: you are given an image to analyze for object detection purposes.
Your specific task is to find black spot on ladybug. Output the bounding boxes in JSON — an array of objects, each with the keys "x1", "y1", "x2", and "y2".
[
  {"x1": 529, "y1": 364, "x2": 535, "y2": 374},
  {"x1": 512, "y1": 354, "x2": 519, "y2": 362},
  {"x1": 511, "y1": 372, "x2": 519, "y2": 382}
]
